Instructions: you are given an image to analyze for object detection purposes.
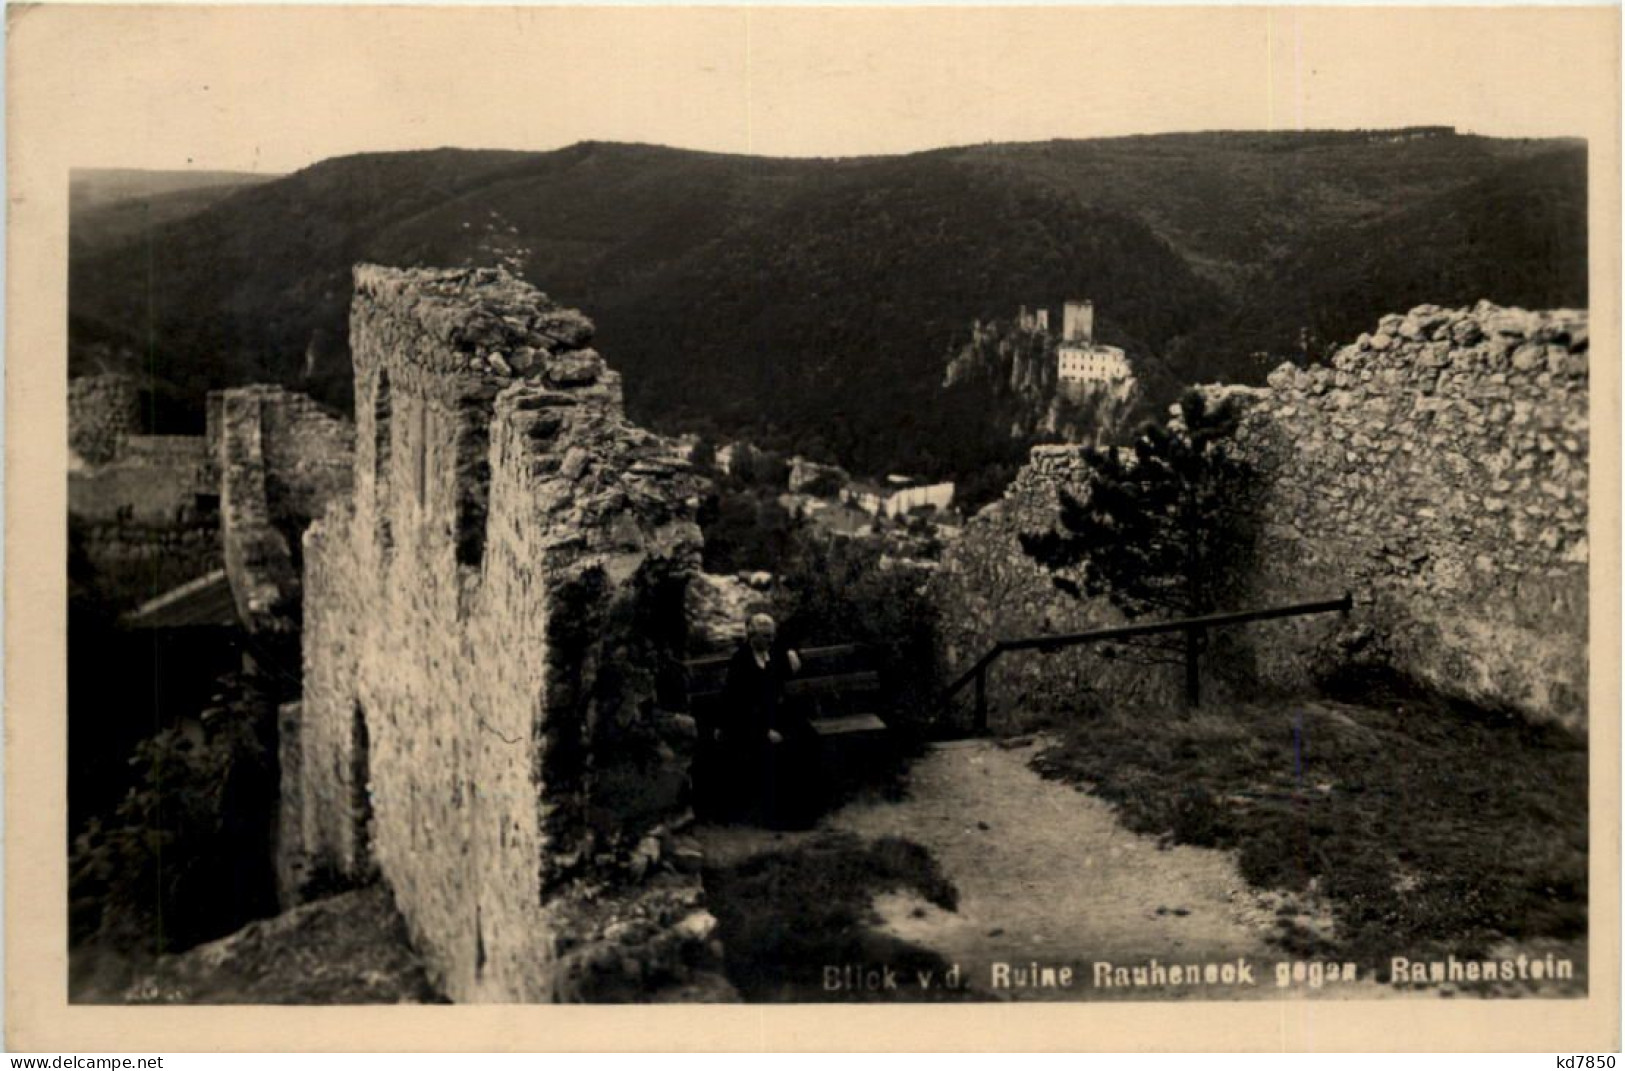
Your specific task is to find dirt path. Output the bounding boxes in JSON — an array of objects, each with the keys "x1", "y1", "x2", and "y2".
[{"x1": 700, "y1": 737, "x2": 1399, "y2": 1001}]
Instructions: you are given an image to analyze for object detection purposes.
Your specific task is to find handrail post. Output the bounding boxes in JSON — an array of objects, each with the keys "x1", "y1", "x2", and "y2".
[
  {"x1": 1184, "y1": 627, "x2": 1201, "y2": 707},
  {"x1": 974, "y1": 663, "x2": 988, "y2": 736}
]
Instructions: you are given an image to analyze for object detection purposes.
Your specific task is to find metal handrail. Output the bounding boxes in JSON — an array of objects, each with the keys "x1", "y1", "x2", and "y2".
[{"x1": 943, "y1": 593, "x2": 1352, "y2": 732}]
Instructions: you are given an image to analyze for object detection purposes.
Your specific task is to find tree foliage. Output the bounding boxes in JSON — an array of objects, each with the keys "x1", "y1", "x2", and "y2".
[
  {"x1": 69, "y1": 672, "x2": 280, "y2": 956},
  {"x1": 71, "y1": 134, "x2": 1585, "y2": 489},
  {"x1": 1021, "y1": 389, "x2": 1254, "y2": 633},
  {"x1": 696, "y1": 445, "x2": 803, "y2": 574},
  {"x1": 771, "y1": 532, "x2": 942, "y2": 733}
]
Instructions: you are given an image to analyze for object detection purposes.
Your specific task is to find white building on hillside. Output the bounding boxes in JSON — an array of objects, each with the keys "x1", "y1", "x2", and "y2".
[
  {"x1": 1056, "y1": 299, "x2": 1131, "y2": 385},
  {"x1": 843, "y1": 479, "x2": 955, "y2": 519},
  {"x1": 881, "y1": 481, "x2": 954, "y2": 518}
]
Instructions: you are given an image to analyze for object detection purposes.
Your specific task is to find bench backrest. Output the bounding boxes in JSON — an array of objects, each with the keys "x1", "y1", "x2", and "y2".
[{"x1": 684, "y1": 642, "x2": 882, "y2": 721}]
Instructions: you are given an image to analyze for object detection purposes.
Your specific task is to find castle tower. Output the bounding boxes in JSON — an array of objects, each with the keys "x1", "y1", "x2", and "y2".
[
  {"x1": 1062, "y1": 300, "x2": 1095, "y2": 345},
  {"x1": 1057, "y1": 300, "x2": 1130, "y2": 385}
]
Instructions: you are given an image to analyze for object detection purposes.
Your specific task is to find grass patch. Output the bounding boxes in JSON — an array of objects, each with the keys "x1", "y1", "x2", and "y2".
[
  {"x1": 702, "y1": 831, "x2": 970, "y2": 1001},
  {"x1": 1029, "y1": 676, "x2": 1587, "y2": 975}
]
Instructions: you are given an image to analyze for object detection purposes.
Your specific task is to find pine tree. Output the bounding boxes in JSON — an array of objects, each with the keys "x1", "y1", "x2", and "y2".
[{"x1": 1020, "y1": 388, "x2": 1253, "y2": 666}]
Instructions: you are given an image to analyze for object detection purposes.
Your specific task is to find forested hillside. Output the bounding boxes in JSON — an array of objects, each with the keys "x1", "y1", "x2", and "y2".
[{"x1": 69, "y1": 130, "x2": 1587, "y2": 480}]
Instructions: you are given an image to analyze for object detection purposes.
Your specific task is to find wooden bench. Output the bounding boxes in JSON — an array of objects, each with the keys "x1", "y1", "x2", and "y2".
[
  {"x1": 684, "y1": 642, "x2": 894, "y2": 823},
  {"x1": 682, "y1": 642, "x2": 891, "y2": 749}
]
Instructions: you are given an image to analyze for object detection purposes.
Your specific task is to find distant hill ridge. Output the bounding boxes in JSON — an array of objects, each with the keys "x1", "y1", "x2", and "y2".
[
  {"x1": 68, "y1": 130, "x2": 1587, "y2": 478},
  {"x1": 71, "y1": 168, "x2": 279, "y2": 260},
  {"x1": 71, "y1": 167, "x2": 276, "y2": 209}
]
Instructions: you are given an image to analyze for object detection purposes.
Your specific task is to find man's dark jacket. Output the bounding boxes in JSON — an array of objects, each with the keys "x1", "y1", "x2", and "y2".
[{"x1": 720, "y1": 643, "x2": 804, "y2": 747}]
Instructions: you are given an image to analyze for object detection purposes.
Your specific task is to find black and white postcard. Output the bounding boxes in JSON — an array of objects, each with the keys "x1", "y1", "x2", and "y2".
[{"x1": 6, "y1": 3, "x2": 1619, "y2": 1052}]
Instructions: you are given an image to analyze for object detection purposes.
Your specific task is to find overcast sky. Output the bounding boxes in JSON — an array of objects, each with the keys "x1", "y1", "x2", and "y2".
[{"x1": 10, "y1": 5, "x2": 1619, "y2": 175}]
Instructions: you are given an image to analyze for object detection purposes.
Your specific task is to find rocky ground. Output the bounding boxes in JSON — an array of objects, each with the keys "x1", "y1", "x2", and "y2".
[{"x1": 109, "y1": 885, "x2": 442, "y2": 1004}]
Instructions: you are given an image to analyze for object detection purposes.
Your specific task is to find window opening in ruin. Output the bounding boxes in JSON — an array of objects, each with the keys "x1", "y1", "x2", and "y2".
[
  {"x1": 453, "y1": 403, "x2": 491, "y2": 570},
  {"x1": 351, "y1": 702, "x2": 374, "y2": 866},
  {"x1": 455, "y1": 457, "x2": 490, "y2": 569},
  {"x1": 374, "y1": 371, "x2": 393, "y2": 550},
  {"x1": 415, "y1": 403, "x2": 428, "y2": 510}
]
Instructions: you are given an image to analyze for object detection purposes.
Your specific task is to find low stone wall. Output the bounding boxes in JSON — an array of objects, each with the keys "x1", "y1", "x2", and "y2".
[
  {"x1": 68, "y1": 457, "x2": 213, "y2": 527},
  {"x1": 69, "y1": 415, "x2": 221, "y2": 605},
  {"x1": 126, "y1": 884, "x2": 442, "y2": 1005},
  {"x1": 220, "y1": 389, "x2": 302, "y2": 635},
  {"x1": 118, "y1": 435, "x2": 209, "y2": 466},
  {"x1": 71, "y1": 519, "x2": 223, "y2": 609},
  {"x1": 298, "y1": 266, "x2": 724, "y2": 1002},
  {"x1": 932, "y1": 302, "x2": 1589, "y2": 732}
]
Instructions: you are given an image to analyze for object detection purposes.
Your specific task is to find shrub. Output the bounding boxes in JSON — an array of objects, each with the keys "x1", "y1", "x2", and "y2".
[
  {"x1": 1021, "y1": 388, "x2": 1254, "y2": 622},
  {"x1": 698, "y1": 486, "x2": 804, "y2": 574},
  {"x1": 771, "y1": 532, "x2": 943, "y2": 734}
]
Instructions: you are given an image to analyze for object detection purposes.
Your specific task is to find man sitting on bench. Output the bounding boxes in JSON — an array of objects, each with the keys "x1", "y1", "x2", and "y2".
[{"x1": 717, "y1": 613, "x2": 816, "y2": 828}]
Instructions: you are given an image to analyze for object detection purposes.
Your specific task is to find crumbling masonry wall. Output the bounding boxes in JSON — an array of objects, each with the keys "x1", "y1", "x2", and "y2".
[
  {"x1": 69, "y1": 373, "x2": 140, "y2": 465},
  {"x1": 216, "y1": 385, "x2": 354, "y2": 636},
  {"x1": 298, "y1": 266, "x2": 719, "y2": 1002},
  {"x1": 930, "y1": 446, "x2": 1172, "y2": 730},
  {"x1": 69, "y1": 435, "x2": 216, "y2": 528},
  {"x1": 932, "y1": 302, "x2": 1589, "y2": 732},
  {"x1": 69, "y1": 377, "x2": 221, "y2": 607},
  {"x1": 1229, "y1": 302, "x2": 1588, "y2": 729}
]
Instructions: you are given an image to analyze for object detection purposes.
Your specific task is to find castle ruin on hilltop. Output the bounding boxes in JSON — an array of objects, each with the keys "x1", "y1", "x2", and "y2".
[
  {"x1": 1010, "y1": 299, "x2": 1133, "y2": 386},
  {"x1": 1055, "y1": 300, "x2": 1131, "y2": 385}
]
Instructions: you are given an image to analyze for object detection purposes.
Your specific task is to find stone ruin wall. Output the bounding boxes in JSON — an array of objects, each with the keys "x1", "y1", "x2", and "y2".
[
  {"x1": 932, "y1": 302, "x2": 1590, "y2": 733},
  {"x1": 69, "y1": 368, "x2": 216, "y2": 531},
  {"x1": 1233, "y1": 302, "x2": 1588, "y2": 729},
  {"x1": 69, "y1": 377, "x2": 354, "y2": 618},
  {"x1": 296, "y1": 266, "x2": 721, "y2": 1003},
  {"x1": 70, "y1": 521, "x2": 221, "y2": 609},
  {"x1": 216, "y1": 385, "x2": 355, "y2": 636},
  {"x1": 930, "y1": 445, "x2": 1176, "y2": 731},
  {"x1": 69, "y1": 377, "x2": 223, "y2": 605},
  {"x1": 69, "y1": 373, "x2": 141, "y2": 465},
  {"x1": 68, "y1": 436, "x2": 215, "y2": 527}
]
